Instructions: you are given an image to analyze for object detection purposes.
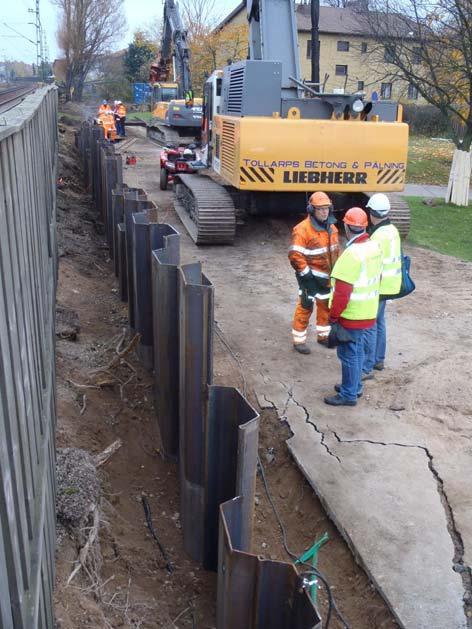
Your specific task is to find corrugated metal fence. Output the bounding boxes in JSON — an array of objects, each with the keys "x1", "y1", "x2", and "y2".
[{"x1": 0, "y1": 86, "x2": 58, "y2": 628}]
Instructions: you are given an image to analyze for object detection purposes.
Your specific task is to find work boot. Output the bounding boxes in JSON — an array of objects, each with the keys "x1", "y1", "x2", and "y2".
[
  {"x1": 317, "y1": 336, "x2": 329, "y2": 347},
  {"x1": 324, "y1": 394, "x2": 356, "y2": 407},
  {"x1": 362, "y1": 371, "x2": 374, "y2": 381},
  {"x1": 374, "y1": 361, "x2": 385, "y2": 371},
  {"x1": 335, "y1": 384, "x2": 363, "y2": 398},
  {"x1": 294, "y1": 343, "x2": 311, "y2": 355}
]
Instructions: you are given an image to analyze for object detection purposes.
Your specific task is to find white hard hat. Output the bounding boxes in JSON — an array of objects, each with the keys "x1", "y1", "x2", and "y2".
[
  {"x1": 114, "y1": 100, "x2": 119, "y2": 105},
  {"x1": 366, "y1": 193, "x2": 390, "y2": 217},
  {"x1": 183, "y1": 148, "x2": 192, "y2": 155}
]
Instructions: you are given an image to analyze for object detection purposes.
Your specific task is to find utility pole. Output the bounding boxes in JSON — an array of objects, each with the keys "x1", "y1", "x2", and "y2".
[
  {"x1": 28, "y1": 0, "x2": 41, "y2": 77},
  {"x1": 310, "y1": 0, "x2": 320, "y2": 88}
]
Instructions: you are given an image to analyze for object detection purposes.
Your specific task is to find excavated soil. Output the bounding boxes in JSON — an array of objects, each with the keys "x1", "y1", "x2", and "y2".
[{"x1": 54, "y1": 104, "x2": 398, "y2": 628}]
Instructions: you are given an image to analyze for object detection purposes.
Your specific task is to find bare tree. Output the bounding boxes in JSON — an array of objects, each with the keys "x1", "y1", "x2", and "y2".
[
  {"x1": 360, "y1": 0, "x2": 472, "y2": 204},
  {"x1": 55, "y1": 0, "x2": 126, "y2": 102},
  {"x1": 321, "y1": 0, "x2": 353, "y2": 8}
]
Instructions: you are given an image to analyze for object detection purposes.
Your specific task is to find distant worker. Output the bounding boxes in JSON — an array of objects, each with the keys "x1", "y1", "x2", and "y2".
[
  {"x1": 324, "y1": 207, "x2": 381, "y2": 406},
  {"x1": 98, "y1": 99, "x2": 111, "y2": 115},
  {"x1": 289, "y1": 191, "x2": 339, "y2": 354},
  {"x1": 362, "y1": 193, "x2": 402, "y2": 377},
  {"x1": 115, "y1": 100, "x2": 127, "y2": 137},
  {"x1": 97, "y1": 110, "x2": 116, "y2": 142}
]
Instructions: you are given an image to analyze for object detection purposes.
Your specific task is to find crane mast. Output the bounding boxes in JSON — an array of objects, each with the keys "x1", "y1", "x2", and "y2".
[{"x1": 247, "y1": 0, "x2": 301, "y2": 98}]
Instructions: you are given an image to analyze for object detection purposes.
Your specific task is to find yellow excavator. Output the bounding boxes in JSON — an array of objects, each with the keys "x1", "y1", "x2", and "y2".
[
  {"x1": 147, "y1": 0, "x2": 202, "y2": 145},
  {"x1": 173, "y1": 0, "x2": 410, "y2": 245}
]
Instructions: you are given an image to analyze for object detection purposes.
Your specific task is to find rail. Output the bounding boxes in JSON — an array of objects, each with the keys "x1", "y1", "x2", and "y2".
[{"x1": 0, "y1": 85, "x2": 37, "y2": 114}]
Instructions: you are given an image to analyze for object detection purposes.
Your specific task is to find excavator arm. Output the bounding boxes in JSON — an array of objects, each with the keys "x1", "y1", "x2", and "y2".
[{"x1": 150, "y1": 0, "x2": 192, "y2": 98}]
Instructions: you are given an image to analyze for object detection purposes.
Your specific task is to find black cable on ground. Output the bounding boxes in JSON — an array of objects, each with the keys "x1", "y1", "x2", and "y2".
[
  {"x1": 257, "y1": 455, "x2": 351, "y2": 629},
  {"x1": 141, "y1": 495, "x2": 174, "y2": 573},
  {"x1": 214, "y1": 321, "x2": 351, "y2": 628}
]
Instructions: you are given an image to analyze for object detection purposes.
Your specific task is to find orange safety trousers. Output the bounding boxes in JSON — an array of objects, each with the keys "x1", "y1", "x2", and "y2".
[{"x1": 292, "y1": 295, "x2": 331, "y2": 344}]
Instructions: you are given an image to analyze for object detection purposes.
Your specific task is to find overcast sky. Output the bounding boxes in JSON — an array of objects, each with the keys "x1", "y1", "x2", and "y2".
[{"x1": 0, "y1": 0, "x2": 240, "y2": 64}]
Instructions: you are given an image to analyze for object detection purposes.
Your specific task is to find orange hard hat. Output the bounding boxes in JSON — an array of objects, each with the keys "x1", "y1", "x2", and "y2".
[
  {"x1": 343, "y1": 207, "x2": 368, "y2": 228},
  {"x1": 309, "y1": 191, "x2": 331, "y2": 207}
]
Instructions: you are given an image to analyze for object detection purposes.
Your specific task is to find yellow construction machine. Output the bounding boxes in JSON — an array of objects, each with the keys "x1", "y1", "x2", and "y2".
[
  {"x1": 147, "y1": 0, "x2": 202, "y2": 145},
  {"x1": 173, "y1": 0, "x2": 410, "y2": 245}
]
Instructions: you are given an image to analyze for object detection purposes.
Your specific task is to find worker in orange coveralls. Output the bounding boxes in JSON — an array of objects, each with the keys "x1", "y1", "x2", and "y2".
[
  {"x1": 98, "y1": 99, "x2": 111, "y2": 115},
  {"x1": 289, "y1": 191, "x2": 340, "y2": 354}
]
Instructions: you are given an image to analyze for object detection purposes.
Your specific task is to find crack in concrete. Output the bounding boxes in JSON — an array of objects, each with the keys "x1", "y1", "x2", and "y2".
[
  {"x1": 288, "y1": 391, "x2": 341, "y2": 463},
  {"x1": 259, "y1": 377, "x2": 341, "y2": 463},
  {"x1": 332, "y1": 432, "x2": 472, "y2": 626}
]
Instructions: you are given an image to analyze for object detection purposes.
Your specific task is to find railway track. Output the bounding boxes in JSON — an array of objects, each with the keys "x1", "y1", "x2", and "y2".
[{"x1": 0, "y1": 85, "x2": 36, "y2": 114}]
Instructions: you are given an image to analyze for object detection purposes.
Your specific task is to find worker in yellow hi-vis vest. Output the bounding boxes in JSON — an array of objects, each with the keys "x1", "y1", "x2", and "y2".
[
  {"x1": 363, "y1": 193, "x2": 402, "y2": 377},
  {"x1": 324, "y1": 207, "x2": 382, "y2": 406}
]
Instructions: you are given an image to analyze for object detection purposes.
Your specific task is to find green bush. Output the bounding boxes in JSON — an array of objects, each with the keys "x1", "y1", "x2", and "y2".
[{"x1": 402, "y1": 104, "x2": 450, "y2": 137}]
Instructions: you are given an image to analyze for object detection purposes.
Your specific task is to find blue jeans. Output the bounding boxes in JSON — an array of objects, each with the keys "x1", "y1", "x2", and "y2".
[
  {"x1": 337, "y1": 328, "x2": 365, "y2": 402},
  {"x1": 363, "y1": 300, "x2": 386, "y2": 374}
]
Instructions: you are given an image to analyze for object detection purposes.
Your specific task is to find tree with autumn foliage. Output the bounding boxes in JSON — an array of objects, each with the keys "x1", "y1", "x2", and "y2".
[
  {"x1": 362, "y1": 0, "x2": 472, "y2": 205},
  {"x1": 179, "y1": 0, "x2": 247, "y2": 95}
]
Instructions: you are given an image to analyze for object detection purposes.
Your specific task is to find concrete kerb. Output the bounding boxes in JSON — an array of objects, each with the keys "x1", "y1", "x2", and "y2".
[{"x1": 151, "y1": 227, "x2": 181, "y2": 460}]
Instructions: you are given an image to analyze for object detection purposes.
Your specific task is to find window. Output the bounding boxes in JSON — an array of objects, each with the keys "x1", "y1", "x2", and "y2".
[
  {"x1": 361, "y1": 42, "x2": 368, "y2": 53},
  {"x1": 337, "y1": 40, "x2": 349, "y2": 52},
  {"x1": 384, "y1": 45, "x2": 396, "y2": 63},
  {"x1": 306, "y1": 39, "x2": 320, "y2": 59},
  {"x1": 381, "y1": 82, "x2": 392, "y2": 99},
  {"x1": 357, "y1": 80, "x2": 365, "y2": 91},
  {"x1": 408, "y1": 83, "x2": 418, "y2": 100},
  {"x1": 335, "y1": 64, "x2": 348, "y2": 76},
  {"x1": 413, "y1": 47, "x2": 422, "y2": 64}
]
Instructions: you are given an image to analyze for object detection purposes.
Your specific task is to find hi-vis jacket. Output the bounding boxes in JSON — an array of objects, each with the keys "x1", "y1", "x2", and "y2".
[
  {"x1": 329, "y1": 237, "x2": 382, "y2": 320},
  {"x1": 370, "y1": 221, "x2": 402, "y2": 296},
  {"x1": 116, "y1": 104, "x2": 127, "y2": 118},
  {"x1": 288, "y1": 217, "x2": 339, "y2": 285}
]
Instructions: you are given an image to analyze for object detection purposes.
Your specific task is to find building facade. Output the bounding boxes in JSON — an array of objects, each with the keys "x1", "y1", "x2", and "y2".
[{"x1": 216, "y1": 2, "x2": 423, "y2": 103}]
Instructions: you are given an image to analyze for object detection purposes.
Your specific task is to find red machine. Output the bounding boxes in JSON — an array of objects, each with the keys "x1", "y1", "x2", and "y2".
[{"x1": 159, "y1": 145, "x2": 199, "y2": 190}]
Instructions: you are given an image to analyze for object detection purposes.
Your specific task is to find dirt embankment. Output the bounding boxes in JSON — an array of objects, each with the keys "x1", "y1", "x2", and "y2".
[{"x1": 54, "y1": 104, "x2": 398, "y2": 629}]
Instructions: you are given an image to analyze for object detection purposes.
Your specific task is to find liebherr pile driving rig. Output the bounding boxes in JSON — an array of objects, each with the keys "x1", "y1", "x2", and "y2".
[{"x1": 173, "y1": 0, "x2": 410, "y2": 245}]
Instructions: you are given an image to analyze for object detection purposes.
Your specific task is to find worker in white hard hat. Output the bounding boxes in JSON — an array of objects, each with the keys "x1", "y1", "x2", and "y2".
[
  {"x1": 114, "y1": 100, "x2": 127, "y2": 137},
  {"x1": 362, "y1": 193, "x2": 402, "y2": 378}
]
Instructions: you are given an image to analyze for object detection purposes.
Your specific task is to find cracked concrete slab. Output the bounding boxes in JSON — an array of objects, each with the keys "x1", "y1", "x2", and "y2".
[
  {"x1": 288, "y1": 435, "x2": 465, "y2": 628},
  {"x1": 124, "y1": 129, "x2": 472, "y2": 628}
]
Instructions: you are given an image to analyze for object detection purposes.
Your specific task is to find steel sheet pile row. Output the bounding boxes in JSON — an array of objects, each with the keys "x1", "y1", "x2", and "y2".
[{"x1": 76, "y1": 122, "x2": 321, "y2": 629}]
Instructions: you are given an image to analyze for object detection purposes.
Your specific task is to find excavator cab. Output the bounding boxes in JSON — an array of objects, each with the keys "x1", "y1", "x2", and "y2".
[
  {"x1": 201, "y1": 71, "x2": 223, "y2": 168},
  {"x1": 152, "y1": 82, "x2": 179, "y2": 103}
]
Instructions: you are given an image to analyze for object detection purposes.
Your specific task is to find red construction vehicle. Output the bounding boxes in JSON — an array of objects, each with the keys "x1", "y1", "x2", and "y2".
[{"x1": 159, "y1": 145, "x2": 199, "y2": 190}]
